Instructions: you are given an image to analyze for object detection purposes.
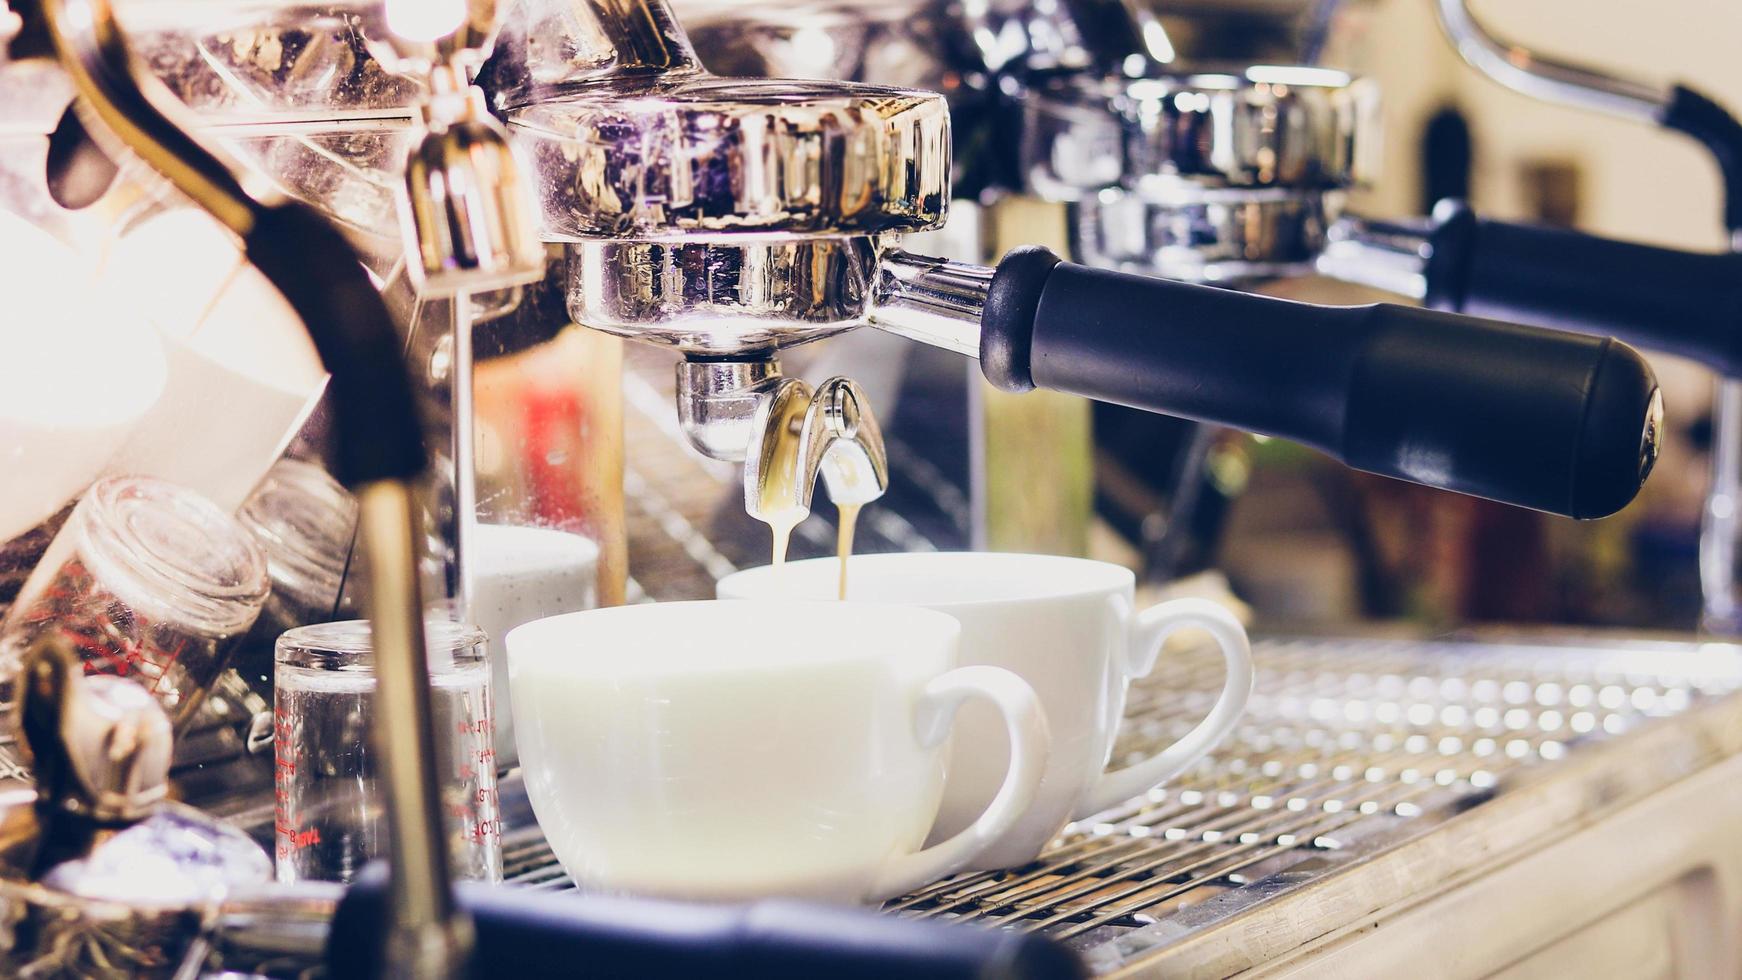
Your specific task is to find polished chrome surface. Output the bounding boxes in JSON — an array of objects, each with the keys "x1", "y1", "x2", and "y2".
[
  {"x1": 675, "y1": 0, "x2": 963, "y2": 89},
  {"x1": 565, "y1": 236, "x2": 878, "y2": 353},
  {"x1": 868, "y1": 249, "x2": 989, "y2": 359},
  {"x1": 1434, "y1": 0, "x2": 1667, "y2": 125},
  {"x1": 36, "y1": 0, "x2": 279, "y2": 236},
  {"x1": 481, "y1": 0, "x2": 704, "y2": 111},
  {"x1": 116, "y1": 1, "x2": 423, "y2": 120},
  {"x1": 740, "y1": 375, "x2": 889, "y2": 522},
  {"x1": 1024, "y1": 69, "x2": 1372, "y2": 200},
  {"x1": 1315, "y1": 213, "x2": 1430, "y2": 299},
  {"x1": 956, "y1": 0, "x2": 1173, "y2": 76},
  {"x1": 501, "y1": 633, "x2": 1742, "y2": 974},
  {"x1": 108, "y1": 0, "x2": 705, "y2": 242},
  {"x1": 743, "y1": 375, "x2": 814, "y2": 524},
  {"x1": 1074, "y1": 188, "x2": 1342, "y2": 283},
  {"x1": 0, "y1": 801, "x2": 272, "y2": 977},
  {"x1": 565, "y1": 236, "x2": 1004, "y2": 359},
  {"x1": 1023, "y1": 68, "x2": 1375, "y2": 281},
  {"x1": 393, "y1": 1, "x2": 543, "y2": 293},
  {"x1": 511, "y1": 76, "x2": 950, "y2": 241},
  {"x1": 209, "y1": 881, "x2": 345, "y2": 963},
  {"x1": 401, "y1": 72, "x2": 545, "y2": 293},
  {"x1": 622, "y1": 345, "x2": 945, "y2": 598},
  {"x1": 675, "y1": 357, "x2": 784, "y2": 460},
  {"x1": 800, "y1": 376, "x2": 889, "y2": 507},
  {"x1": 673, "y1": 0, "x2": 1173, "y2": 99}
]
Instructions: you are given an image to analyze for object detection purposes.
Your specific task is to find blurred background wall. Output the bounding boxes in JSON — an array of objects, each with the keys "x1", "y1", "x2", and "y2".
[{"x1": 1153, "y1": 0, "x2": 1742, "y2": 631}]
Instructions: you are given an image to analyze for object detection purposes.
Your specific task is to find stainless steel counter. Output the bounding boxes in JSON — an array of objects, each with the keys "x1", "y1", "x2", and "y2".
[{"x1": 502, "y1": 633, "x2": 1742, "y2": 977}]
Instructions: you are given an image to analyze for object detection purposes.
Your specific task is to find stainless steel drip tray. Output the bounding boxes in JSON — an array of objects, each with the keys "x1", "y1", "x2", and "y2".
[{"x1": 501, "y1": 633, "x2": 1742, "y2": 976}]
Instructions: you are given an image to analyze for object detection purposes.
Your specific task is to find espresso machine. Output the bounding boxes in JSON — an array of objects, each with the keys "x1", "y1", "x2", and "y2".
[{"x1": 0, "y1": 0, "x2": 1734, "y2": 977}]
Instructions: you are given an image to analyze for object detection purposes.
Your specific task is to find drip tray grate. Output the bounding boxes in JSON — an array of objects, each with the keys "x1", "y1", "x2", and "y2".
[{"x1": 502, "y1": 634, "x2": 1742, "y2": 962}]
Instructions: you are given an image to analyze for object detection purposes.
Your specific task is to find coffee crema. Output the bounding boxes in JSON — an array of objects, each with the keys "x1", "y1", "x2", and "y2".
[
  {"x1": 835, "y1": 502, "x2": 861, "y2": 600},
  {"x1": 754, "y1": 391, "x2": 809, "y2": 574},
  {"x1": 748, "y1": 390, "x2": 865, "y2": 596}
]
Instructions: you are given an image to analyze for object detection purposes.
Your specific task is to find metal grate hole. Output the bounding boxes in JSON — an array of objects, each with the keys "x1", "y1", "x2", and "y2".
[{"x1": 504, "y1": 636, "x2": 1742, "y2": 946}]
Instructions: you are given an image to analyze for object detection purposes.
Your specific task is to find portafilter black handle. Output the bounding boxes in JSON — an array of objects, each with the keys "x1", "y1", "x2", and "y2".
[
  {"x1": 980, "y1": 246, "x2": 1662, "y2": 519},
  {"x1": 1425, "y1": 199, "x2": 1742, "y2": 377},
  {"x1": 326, "y1": 868, "x2": 1085, "y2": 980}
]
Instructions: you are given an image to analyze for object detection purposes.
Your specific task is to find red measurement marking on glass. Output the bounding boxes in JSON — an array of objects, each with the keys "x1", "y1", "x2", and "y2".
[
  {"x1": 147, "y1": 635, "x2": 190, "y2": 695},
  {"x1": 67, "y1": 627, "x2": 135, "y2": 676},
  {"x1": 284, "y1": 826, "x2": 322, "y2": 850}
]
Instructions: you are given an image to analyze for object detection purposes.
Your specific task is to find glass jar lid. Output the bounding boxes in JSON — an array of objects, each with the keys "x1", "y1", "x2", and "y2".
[
  {"x1": 238, "y1": 459, "x2": 357, "y2": 611},
  {"x1": 276, "y1": 618, "x2": 487, "y2": 673},
  {"x1": 74, "y1": 476, "x2": 270, "y2": 637}
]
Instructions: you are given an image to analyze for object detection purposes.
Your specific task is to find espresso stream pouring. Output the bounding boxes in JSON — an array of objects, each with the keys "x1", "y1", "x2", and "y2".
[{"x1": 504, "y1": 74, "x2": 1663, "y2": 519}]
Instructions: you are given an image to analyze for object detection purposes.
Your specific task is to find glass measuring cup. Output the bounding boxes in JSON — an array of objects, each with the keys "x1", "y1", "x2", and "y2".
[{"x1": 273, "y1": 619, "x2": 501, "y2": 884}]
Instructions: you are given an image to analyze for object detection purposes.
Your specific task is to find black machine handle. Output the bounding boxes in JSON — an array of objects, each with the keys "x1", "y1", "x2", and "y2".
[
  {"x1": 1424, "y1": 199, "x2": 1742, "y2": 377},
  {"x1": 244, "y1": 203, "x2": 428, "y2": 487},
  {"x1": 980, "y1": 246, "x2": 1661, "y2": 520},
  {"x1": 326, "y1": 869, "x2": 1085, "y2": 980}
]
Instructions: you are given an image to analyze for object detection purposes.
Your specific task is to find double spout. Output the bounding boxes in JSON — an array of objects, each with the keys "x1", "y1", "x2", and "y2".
[{"x1": 678, "y1": 361, "x2": 889, "y2": 528}]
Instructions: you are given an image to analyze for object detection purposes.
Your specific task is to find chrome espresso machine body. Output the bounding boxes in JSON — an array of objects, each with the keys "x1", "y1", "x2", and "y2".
[{"x1": 0, "y1": 0, "x2": 1727, "y2": 977}]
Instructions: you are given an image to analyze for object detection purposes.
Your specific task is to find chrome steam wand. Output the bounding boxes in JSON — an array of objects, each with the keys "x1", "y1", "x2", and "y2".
[{"x1": 15, "y1": 0, "x2": 463, "y2": 974}]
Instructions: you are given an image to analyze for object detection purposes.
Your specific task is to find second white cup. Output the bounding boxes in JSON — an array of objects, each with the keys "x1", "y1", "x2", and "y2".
[{"x1": 719, "y1": 553, "x2": 1253, "y2": 869}]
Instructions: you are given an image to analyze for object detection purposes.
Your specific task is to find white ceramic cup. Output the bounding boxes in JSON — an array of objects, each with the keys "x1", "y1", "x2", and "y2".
[
  {"x1": 468, "y1": 523, "x2": 599, "y2": 768},
  {"x1": 505, "y1": 599, "x2": 1050, "y2": 902},
  {"x1": 719, "y1": 553, "x2": 1253, "y2": 869}
]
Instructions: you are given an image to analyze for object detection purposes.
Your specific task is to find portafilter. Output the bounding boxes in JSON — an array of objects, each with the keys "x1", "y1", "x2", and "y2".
[{"x1": 504, "y1": 72, "x2": 1660, "y2": 520}]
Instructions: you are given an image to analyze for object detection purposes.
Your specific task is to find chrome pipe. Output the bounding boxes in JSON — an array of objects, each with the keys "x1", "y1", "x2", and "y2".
[
  {"x1": 867, "y1": 250, "x2": 990, "y2": 360},
  {"x1": 356, "y1": 481, "x2": 469, "y2": 979},
  {"x1": 30, "y1": 1, "x2": 464, "y2": 972},
  {"x1": 1433, "y1": 0, "x2": 1667, "y2": 125},
  {"x1": 1316, "y1": 216, "x2": 1431, "y2": 300}
]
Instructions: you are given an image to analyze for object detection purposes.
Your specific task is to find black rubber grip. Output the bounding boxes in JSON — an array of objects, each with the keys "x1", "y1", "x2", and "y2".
[
  {"x1": 1425, "y1": 199, "x2": 1742, "y2": 377},
  {"x1": 244, "y1": 202, "x2": 427, "y2": 487},
  {"x1": 1657, "y1": 85, "x2": 1742, "y2": 234},
  {"x1": 979, "y1": 252, "x2": 1662, "y2": 519},
  {"x1": 326, "y1": 868, "x2": 1085, "y2": 980}
]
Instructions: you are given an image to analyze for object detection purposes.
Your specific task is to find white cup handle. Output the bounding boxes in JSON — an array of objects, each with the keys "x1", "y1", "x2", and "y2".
[
  {"x1": 1073, "y1": 598, "x2": 1252, "y2": 820},
  {"x1": 868, "y1": 665, "x2": 1050, "y2": 899}
]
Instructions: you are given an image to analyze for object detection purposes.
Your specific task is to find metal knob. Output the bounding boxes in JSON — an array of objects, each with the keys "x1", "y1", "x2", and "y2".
[
  {"x1": 0, "y1": 638, "x2": 271, "y2": 979},
  {"x1": 400, "y1": 69, "x2": 544, "y2": 295},
  {"x1": 17, "y1": 636, "x2": 171, "y2": 825}
]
